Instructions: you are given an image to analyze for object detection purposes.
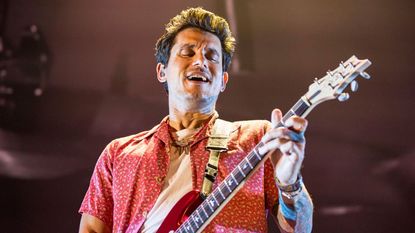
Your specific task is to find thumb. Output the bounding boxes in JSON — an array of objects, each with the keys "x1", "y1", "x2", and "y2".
[{"x1": 271, "y1": 108, "x2": 283, "y2": 128}]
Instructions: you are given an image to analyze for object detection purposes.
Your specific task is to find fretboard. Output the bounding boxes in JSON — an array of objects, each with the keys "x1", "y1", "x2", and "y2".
[{"x1": 175, "y1": 97, "x2": 311, "y2": 233}]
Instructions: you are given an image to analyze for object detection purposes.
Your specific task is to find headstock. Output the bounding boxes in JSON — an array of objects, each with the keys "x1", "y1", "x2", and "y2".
[{"x1": 304, "y1": 55, "x2": 372, "y2": 106}]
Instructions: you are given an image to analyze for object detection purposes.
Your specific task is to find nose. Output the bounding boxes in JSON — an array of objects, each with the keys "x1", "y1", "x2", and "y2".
[{"x1": 192, "y1": 51, "x2": 207, "y2": 68}]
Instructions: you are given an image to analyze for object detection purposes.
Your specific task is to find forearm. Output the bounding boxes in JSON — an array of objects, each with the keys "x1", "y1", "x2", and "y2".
[
  {"x1": 277, "y1": 184, "x2": 313, "y2": 233},
  {"x1": 79, "y1": 213, "x2": 111, "y2": 233}
]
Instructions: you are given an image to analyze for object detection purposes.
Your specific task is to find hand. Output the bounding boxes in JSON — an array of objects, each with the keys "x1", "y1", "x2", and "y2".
[{"x1": 258, "y1": 109, "x2": 308, "y2": 185}]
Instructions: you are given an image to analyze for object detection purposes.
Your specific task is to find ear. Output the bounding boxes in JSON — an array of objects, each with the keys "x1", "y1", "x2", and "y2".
[
  {"x1": 220, "y1": 71, "x2": 229, "y2": 92},
  {"x1": 156, "y1": 63, "x2": 167, "y2": 83}
]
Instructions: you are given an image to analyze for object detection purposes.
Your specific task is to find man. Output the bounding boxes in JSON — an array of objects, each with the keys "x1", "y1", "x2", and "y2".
[{"x1": 79, "y1": 7, "x2": 313, "y2": 233}]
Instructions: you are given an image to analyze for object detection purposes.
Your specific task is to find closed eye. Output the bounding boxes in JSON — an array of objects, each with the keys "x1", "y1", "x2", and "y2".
[
  {"x1": 179, "y1": 48, "x2": 195, "y2": 57},
  {"x1": 206, "y1": 49, "x2": 220, "y2": 63}
]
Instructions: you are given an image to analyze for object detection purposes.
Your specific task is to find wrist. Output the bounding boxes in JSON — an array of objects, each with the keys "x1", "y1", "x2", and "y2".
[
  {"x1": 276, "y1": 174, "x2": 303, "y2": 201},
  {"x1": 275, "y1": 174, "x2": 302, "y2": 192}
]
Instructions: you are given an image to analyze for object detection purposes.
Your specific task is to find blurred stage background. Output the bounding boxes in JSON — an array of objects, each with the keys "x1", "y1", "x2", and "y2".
[{"x1": 0, "y1": 0, "x2": 414, "y2": 232}]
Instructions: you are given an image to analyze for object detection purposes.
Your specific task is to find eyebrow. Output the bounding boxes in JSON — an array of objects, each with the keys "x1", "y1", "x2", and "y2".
[
  {"x1": 177, "y1": 43, "x2": 220, "y2": 55},
  {"x1": 178, "y1": 43, "x2": 195, "y2": 50},
  {"x1": 207, "y1": 47, "x2": 220, "y2": 57}
]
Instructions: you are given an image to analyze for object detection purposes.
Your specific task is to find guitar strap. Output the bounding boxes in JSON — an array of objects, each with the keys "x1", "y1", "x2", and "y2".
[{"x1": 201, "y1": 119, "x2": 233, "y2": 198}]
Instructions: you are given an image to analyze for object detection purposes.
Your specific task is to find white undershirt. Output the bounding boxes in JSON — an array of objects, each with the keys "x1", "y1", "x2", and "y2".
[{"x1": 141, "y1": 127, "x2": 200, "y2": 233}]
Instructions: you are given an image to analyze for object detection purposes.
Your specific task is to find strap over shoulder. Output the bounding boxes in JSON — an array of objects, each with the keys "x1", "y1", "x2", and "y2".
[
  {"x1": 202, "y1": 119, "x2": 233, "y2": 198},
  {"x1": 206, "y1": 119, "x2": 234, "y2": 151}
]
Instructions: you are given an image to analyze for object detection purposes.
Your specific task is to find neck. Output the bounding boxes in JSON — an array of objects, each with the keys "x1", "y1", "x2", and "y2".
[{"x1": 168, "y1": 97, "x2": 217, "y2": 131}]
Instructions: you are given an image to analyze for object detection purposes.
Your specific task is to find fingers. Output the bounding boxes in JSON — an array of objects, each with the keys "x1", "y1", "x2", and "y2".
[
  {"x1": 259, "y1": 138, "x2": 292, "y2": 155},
  {"x1": 262, "y1": 127, "x2": 305, "y2": 144},
  {"x1": 258, "y1": 137, "x2": 281, "y2": 155},
  {"x1": 271, "y1": 108, "x2": 283, "y2": 128},
  {"x1": 261, "y1": 110, "x2": 308, "y2": 156},
  {"x1": 279, "y1": 140, "x2": 302, "y2": 154},
  {"x1": 284, "y1": 116, "x2": 308, "y2": 133},
  {"x1": 270, "y1": 108, "x2": 308, "y2": 132},
  {"x1": 258, "y1": 136, "x2": 304, "y2": 158}
]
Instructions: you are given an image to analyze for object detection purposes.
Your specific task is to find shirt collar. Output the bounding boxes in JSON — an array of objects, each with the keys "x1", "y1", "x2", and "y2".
[{"x1": 152, "y1": 111, "x2": 219, "y2": 147}]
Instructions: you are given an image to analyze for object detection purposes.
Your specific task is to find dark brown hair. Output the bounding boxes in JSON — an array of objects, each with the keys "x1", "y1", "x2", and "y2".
[{"x1": 155, "y1": 7, "x2": 236, "y2": 72}]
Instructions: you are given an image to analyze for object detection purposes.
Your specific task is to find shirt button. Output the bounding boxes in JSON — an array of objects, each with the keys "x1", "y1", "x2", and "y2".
[{"x1": 142, "y1": 211, "x2": 148, "y2": 218}]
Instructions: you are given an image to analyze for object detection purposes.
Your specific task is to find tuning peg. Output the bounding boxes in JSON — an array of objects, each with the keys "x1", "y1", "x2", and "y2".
[
  {"x1": 337, "y1": 93, "x2": 350, "y2": 102},
  {"x1": 360, "y1": 72, "x2": 371, "y2": 79},
  {"x1": 327, "y1": 70, "x2": 334, "y2": 77},
  {"x1": 350, "y1": 80, "x2": 358, "y2": 92}
]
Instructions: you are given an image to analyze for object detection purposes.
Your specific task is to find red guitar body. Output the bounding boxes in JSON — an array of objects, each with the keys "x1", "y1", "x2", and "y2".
[{"x1": 156, "y1": 190, "x2": 203, "y2": 233}]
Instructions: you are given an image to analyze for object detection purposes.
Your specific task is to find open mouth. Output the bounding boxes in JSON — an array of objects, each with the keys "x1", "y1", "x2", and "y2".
[{"x1": 186, "y1": 75, "x2": 209, "y2": 82}]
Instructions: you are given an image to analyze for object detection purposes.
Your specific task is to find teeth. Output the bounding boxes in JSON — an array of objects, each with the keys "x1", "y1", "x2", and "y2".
[{"x1": 188, "y1": 75, "x2": 208, "y2": 82}]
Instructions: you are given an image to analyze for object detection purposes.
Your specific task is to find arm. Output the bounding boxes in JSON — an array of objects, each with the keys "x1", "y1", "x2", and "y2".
[
  {"x1": 79, "y1": 214, "x2": 111, "y2": 233},
  {"x1": 79, "y1": 144, "x2": 115, "y2": 232},
  {"x1": 277, "y1": 183, "x2": 313, "y2": 233},
  {"x1": 260, "y1": 109, "x2": 313, "y2": 232}
]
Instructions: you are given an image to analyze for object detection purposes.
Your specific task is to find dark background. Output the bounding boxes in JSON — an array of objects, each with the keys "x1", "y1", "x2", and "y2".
[{"x1": 0, "y1": 0, "x2": 414, "y2": 232}]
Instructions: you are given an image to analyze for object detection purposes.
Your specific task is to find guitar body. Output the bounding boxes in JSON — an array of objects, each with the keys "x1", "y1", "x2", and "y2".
[{"x1": 156, "y1": 190, "x2": 203, "y2": 233}]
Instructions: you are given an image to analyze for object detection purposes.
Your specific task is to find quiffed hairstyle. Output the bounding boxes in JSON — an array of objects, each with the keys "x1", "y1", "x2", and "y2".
[{"x1": 155, "y1": 7, "x2": 236, "y2": 72}]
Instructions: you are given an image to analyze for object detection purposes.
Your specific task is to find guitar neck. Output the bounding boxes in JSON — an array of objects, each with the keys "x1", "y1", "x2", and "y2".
[{"x1": 176, "y1": 97, "x2": 313, "y2": 233}]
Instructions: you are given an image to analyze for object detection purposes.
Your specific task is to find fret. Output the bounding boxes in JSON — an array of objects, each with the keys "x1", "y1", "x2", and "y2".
[
  {"x1": 192, "y1": 215, "x2": 200, "y2": 228},
  {"x1": 199, "y1": 205, "x2": 209, "y2": 218},
  {"x1": 209, "y1": 197, "x2": 217, "y2": 209},
  {"x1": 196, "y1": 210, "x2": 204, "y2": 224},
  {"x1": 281, "y1": 112, "x2": 294, "y2": 124},
  {"x1": 253, "y1": 149, "x2": 261, "y2": 161},
  {"x1": 218, "y1": 187, "x2": 226, "y2": 199},
  {"x1": 195, "y1": 207, "x2": 207, "y2": 223},
  {"x1": 205, "y1": 200, "x2": 214, "y2": 212},
  {"x1": 203, "y1": 202, "x2": 213, "y2": 215},
  {"x1": 292, "y1": 99, "x2": 303, "y2": 112},
  {"x1": 224, "y1": 179, "x2": 233, "y2": 193},
  {"x1": 183, "y1": 221, "x2": 193, "y2": 233},
  {"x1": 212, "y1": 191, "x2": 221, "y2": 205},
  {"x1": 230, "y1": 173, "x2": 239, "y2": 185},
  {"x1": 219, "y1": 183, "x2": 231, "y2": 196},
  {"x1": 291, "y1": 98, "x2": 310, "y2": 117},
  {"x1": 244, "y1": 157, "x2": 253, "y2": 169},
  {"x1": 237, "y1": 165, "x2": 246, "y2": 177},
  {"x1": 232, "y1": 169, "x2": 244, "y2": 183},
  {"x1": 226, "y1": 178, "x2": 234, "y2": 189},
  {"x1": 247, "y1": 153, "x2": 259, "y2": 168}
]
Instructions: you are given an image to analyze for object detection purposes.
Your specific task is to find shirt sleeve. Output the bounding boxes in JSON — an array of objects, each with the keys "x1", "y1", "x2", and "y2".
[{"x1": 79, "y1": 142, "x2": 115, "y2": 229}]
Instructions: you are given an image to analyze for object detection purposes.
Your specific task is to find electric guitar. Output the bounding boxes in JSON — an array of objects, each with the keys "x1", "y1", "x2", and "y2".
[{"x1": 157, "y1": 55, "x2": 372, "y2": 233}]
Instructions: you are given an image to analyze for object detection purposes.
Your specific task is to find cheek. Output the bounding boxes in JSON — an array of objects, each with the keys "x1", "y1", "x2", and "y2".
[
  {"x1": 166, "y1": 64, "x2": 183, "y2": 78},
  {"x1": 210, "y1": 63, "x2": 223, "y2": 75}
]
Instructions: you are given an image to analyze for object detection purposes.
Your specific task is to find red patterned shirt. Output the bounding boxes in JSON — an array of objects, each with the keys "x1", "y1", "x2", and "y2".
[{"x1": 79, "y1": 115, "x2": 292, "y2": 232}]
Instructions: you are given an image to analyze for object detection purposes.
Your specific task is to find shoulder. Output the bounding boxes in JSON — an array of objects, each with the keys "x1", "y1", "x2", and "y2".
[
  {"x1": 223, "y1": 119, "x2": 271, "y2": 146},
  {"x1": 105, "y1": 123, "x2": 162, "y2": 157}
]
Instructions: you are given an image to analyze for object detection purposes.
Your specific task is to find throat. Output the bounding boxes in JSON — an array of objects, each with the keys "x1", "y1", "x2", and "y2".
[{"x1": 168, "y1": 111, "x2": 214, "y2": 132}]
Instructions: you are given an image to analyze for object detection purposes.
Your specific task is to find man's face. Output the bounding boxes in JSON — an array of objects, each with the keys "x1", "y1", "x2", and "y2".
[{"x1": 157, "y1": 27, "x2": 228, "y2": 102}]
